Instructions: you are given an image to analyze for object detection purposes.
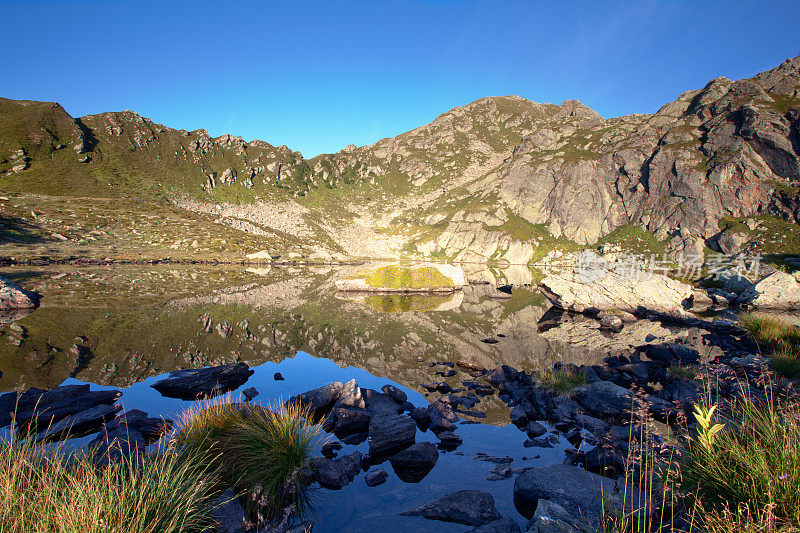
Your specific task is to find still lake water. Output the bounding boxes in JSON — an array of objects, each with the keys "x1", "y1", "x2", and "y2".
[{"x1": 0, "y1": 263, "x2": 695, "y2": 531}]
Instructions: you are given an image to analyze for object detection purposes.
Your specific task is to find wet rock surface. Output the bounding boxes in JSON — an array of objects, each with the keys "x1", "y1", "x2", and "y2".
[
  {"x1": 400, "y1": 489, "x2": 503, "y2": 526},
  {"x1": 151, "y1": 363, "x2": 254, "y2": 400}
]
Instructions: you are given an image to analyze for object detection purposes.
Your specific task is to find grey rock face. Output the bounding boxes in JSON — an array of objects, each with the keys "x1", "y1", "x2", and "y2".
[
  {"x1": 540, "y1": 266, "x2": 693, "y2": 317},
  {"x1": 400, "y1": 489, "x2": 503, "y2": 526}
]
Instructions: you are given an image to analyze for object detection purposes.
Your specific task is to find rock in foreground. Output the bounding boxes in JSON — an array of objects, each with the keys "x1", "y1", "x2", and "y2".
[
  {"x1": 400, "y1": 489, "x2": 502, "y2": 526},
  {"x1": 738, "y1": 270, "x2": 800, "y2": 309}
]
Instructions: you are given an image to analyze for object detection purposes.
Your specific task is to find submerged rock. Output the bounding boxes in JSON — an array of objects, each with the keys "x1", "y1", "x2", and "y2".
[
  {"x1": 390, "y1": 441, "x2": 439, "y2": 482},
  {"x1": 400, "y1": 489, "x2": 502, "y2": 526},
  {"x1": 310, "y1": 451, "x2": 362, "y2": 489}
]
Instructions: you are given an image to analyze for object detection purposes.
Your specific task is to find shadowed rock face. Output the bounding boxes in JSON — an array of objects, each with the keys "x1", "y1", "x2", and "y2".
[{"x1": 1, "y1": 54, "x2": 798, "y2": 263}]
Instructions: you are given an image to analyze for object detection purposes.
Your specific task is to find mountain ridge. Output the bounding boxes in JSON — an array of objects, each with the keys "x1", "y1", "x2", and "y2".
[{"x1": 1, "y1": 54, "x2": 799, "y2": 272}]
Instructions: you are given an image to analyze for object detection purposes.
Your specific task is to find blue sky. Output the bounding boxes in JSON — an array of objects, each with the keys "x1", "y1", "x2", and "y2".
[{"x1": 2, "y1": 0, "x2": 798, "y2": 157}]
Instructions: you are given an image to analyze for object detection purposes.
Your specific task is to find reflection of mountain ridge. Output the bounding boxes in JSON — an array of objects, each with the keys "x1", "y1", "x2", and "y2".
[{"x1": 1, "y1": 266, "x2": 686, "y2": 418}]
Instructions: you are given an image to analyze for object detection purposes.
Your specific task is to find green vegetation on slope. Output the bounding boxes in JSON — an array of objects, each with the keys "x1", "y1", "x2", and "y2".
[{"x1": 363, "y1": 265, "x2": 455, "y2": 289}]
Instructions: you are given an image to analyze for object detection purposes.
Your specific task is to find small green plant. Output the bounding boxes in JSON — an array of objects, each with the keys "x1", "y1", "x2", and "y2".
[
  {"x1": 667, "y1": 364, "x2": 699, "y2": 382},
  {"x1": 692, "y1": 404, "x2": 725, "y2": 451}
]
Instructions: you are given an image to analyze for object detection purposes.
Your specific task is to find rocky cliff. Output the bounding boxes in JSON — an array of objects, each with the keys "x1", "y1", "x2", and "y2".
[{"x1": 1, "y1": 54, "x2": 799, "y2": 263}]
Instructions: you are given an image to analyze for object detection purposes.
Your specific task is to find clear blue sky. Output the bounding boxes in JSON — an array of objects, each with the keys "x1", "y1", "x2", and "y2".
[{"x1": 2, "y1": 0, "x2": 798, "y2": 157}]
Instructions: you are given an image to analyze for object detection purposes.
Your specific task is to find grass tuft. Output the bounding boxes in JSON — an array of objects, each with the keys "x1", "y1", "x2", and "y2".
[
  {"x1": 739, "y1": 313, "x2": 800, "y2": 378},
  {"x1": 536, "y1": 364, "x2": 586, "y2": 397},
  {"x1": 0, "y1": 431, "x2": 219, "y2": 533},
  {"x1": 174, "y1": 398, "x2": 323, "y2": 525}
]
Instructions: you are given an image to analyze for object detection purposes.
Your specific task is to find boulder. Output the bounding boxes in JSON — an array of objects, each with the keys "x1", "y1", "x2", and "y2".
[
  {"x1": 2, "y1": 384, "x2": 121, "y2": 430},
  {"x1": 738, "y1": 270, "x2": 800, "y2": 309},
  {"x1": 33, "y1": 402, "x2": 122, "y2": 442},
  {"x1": 513, "y1": 465, "x2": 617, "y2": 528},
  {"x1": 309, "y1": 451, "x2": 362, "y2": 489},
  {"x1": 527, "y1": 499, "x2": 591, "y2": 532},
  {"x1": 390, "y1": 441, "x2": 439, "y2": 482},
  {"x1": 539, "y1": 262, "x2": 693, "y2": 317},
  {"x1": 89, "y1": 409, "x2": 172, "y2": 462},
  {"x1": 400, "y1": 490, "x2": 502, "y2": 526},
  {"x1": 245, "y1": 250, "x2": 272, "y2": 261},
  {"x1": 381, "y1": 384, "x2": 408, "y2": 404},
  {"x1": 572, "y1": 381, "x2": 634, "y2": 417},
  {"x1": 286, "y1": 382, "x2": 344, "y2": 415},
  {"x1": 368, "y1": 415, "x2": 416, "y2": 455},
  {"x1": 151, "y1": 363, "x2": 253, "y2": 400},
  {"x1": 365, "y1": 469, "x2": 389, "y2": 487},
  {"x1": 0, "y1": 276, "x2": 39, "y2": 311}
]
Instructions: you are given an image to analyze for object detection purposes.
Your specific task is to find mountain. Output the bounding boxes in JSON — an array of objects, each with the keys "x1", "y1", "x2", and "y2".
[{"x1": 1, "y1": 54, "x2": 799, "y2": 269}]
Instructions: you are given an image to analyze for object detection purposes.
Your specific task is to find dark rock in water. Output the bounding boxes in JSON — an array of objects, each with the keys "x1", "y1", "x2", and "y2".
[
  {"x1": 368, "y1": 415, "x2": 416, "y2": 455},
  {"x1": 481, "y1": 338, "x2": 499, "y2": 344},
  {"x1": 497, "y1": 284, "x2": 513, "y2": 295},
  {"x1": 333, "y1": 406, "x2": 371, "y2": 434},
  {"x1": 400, "y1": 489, "x2": 502, "y2": 526},
  {"x1": 209, "y1": 488, "x2": 247, "y2": 533},
  {"x1": 242, "y1": 387, "x2": 259, "y2": 402},
  {"x1": 309, "y1": 451, "x2": 362, "y2": 489},
  {"x1": 584, "y1": 444, "x2": 626, "y2": 477},
  {"x1": 151, "y1": 363, "x2": 254, "y2": 401},
  {"x1": 340, "y1": 432, "x2": 368, "y2": 445},
  {"x1": 428, "y1": 401, "x2": 459, "y2": 433},
  {"x1": 572, "y1": 381, "x2": 634, "y2": 417},
  {"x1": 89, "y1": 409, "x2": 171, "y2": 462},
  {"x1": 381, "y1": 384, "x2": 407, "y2": 404},
  {"x1": 34, "y1": 402, "x2": 122, "y2": 442},
  {"x1": 365, "y1": 468, "x2": 389, "y2": 487},
  {"x1": 1, "y1": 384, "x2": 122, "y2": 430},
  {"x1": 321, "y1": 441, "x2": 342, "y2": 458},
  {"x1": 436, "y1": 369, "x2": 458, "y2": 377},
  {"x1": 525, "y1": 421, "x2": 547, "y2": 438},
  {"x1": 333, "y1": 379, "x2": 365, "y2": 410},
  {"x1": 466, "y1": 517, "x2": 521, "y2": 532},
  {"x1": 362, "y1": 388, "x2": 404, "y2": 417},
  {"x1": 273, "y1": 372, "x2": 285, "y2": 381},
  {"x1": 287, "y1": 382, "x2": 344, "y2": 415},
  {"x1": 436, "y1": 431, "x2": 463, "y2": 447},
  {"x1": 410, "y1": 407, "x2": 431, "y2": 429},
  {"x1": 513, "y1": 464, "x2": 617, "y2": 528},
  {"x1": 510, "y1": 405, "x2": 528, "y2": 427},
  {"x1": 390, "y1": 442, "x2": 439, "y2": 482},
  {"x1": 441, "y1": 393, "x2": 480, "y2": 409}
]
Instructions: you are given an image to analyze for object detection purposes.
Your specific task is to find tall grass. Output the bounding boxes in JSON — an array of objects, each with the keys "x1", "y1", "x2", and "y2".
[
  {"x1": 739, "y1": 313, "x2": 800, "y2": 378},
  {"x1": 682, "y1": 393, "x2": 800, "y2": 532},
  {"x1": 536, "y1": 364, "x2": 586, "y2": 396},
  {"x1": 0, "y1": 431, "x2": 219, "y2": 533},
  {"x1": 174, "y1": 398, "x2": 323, "y2": 526}
]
